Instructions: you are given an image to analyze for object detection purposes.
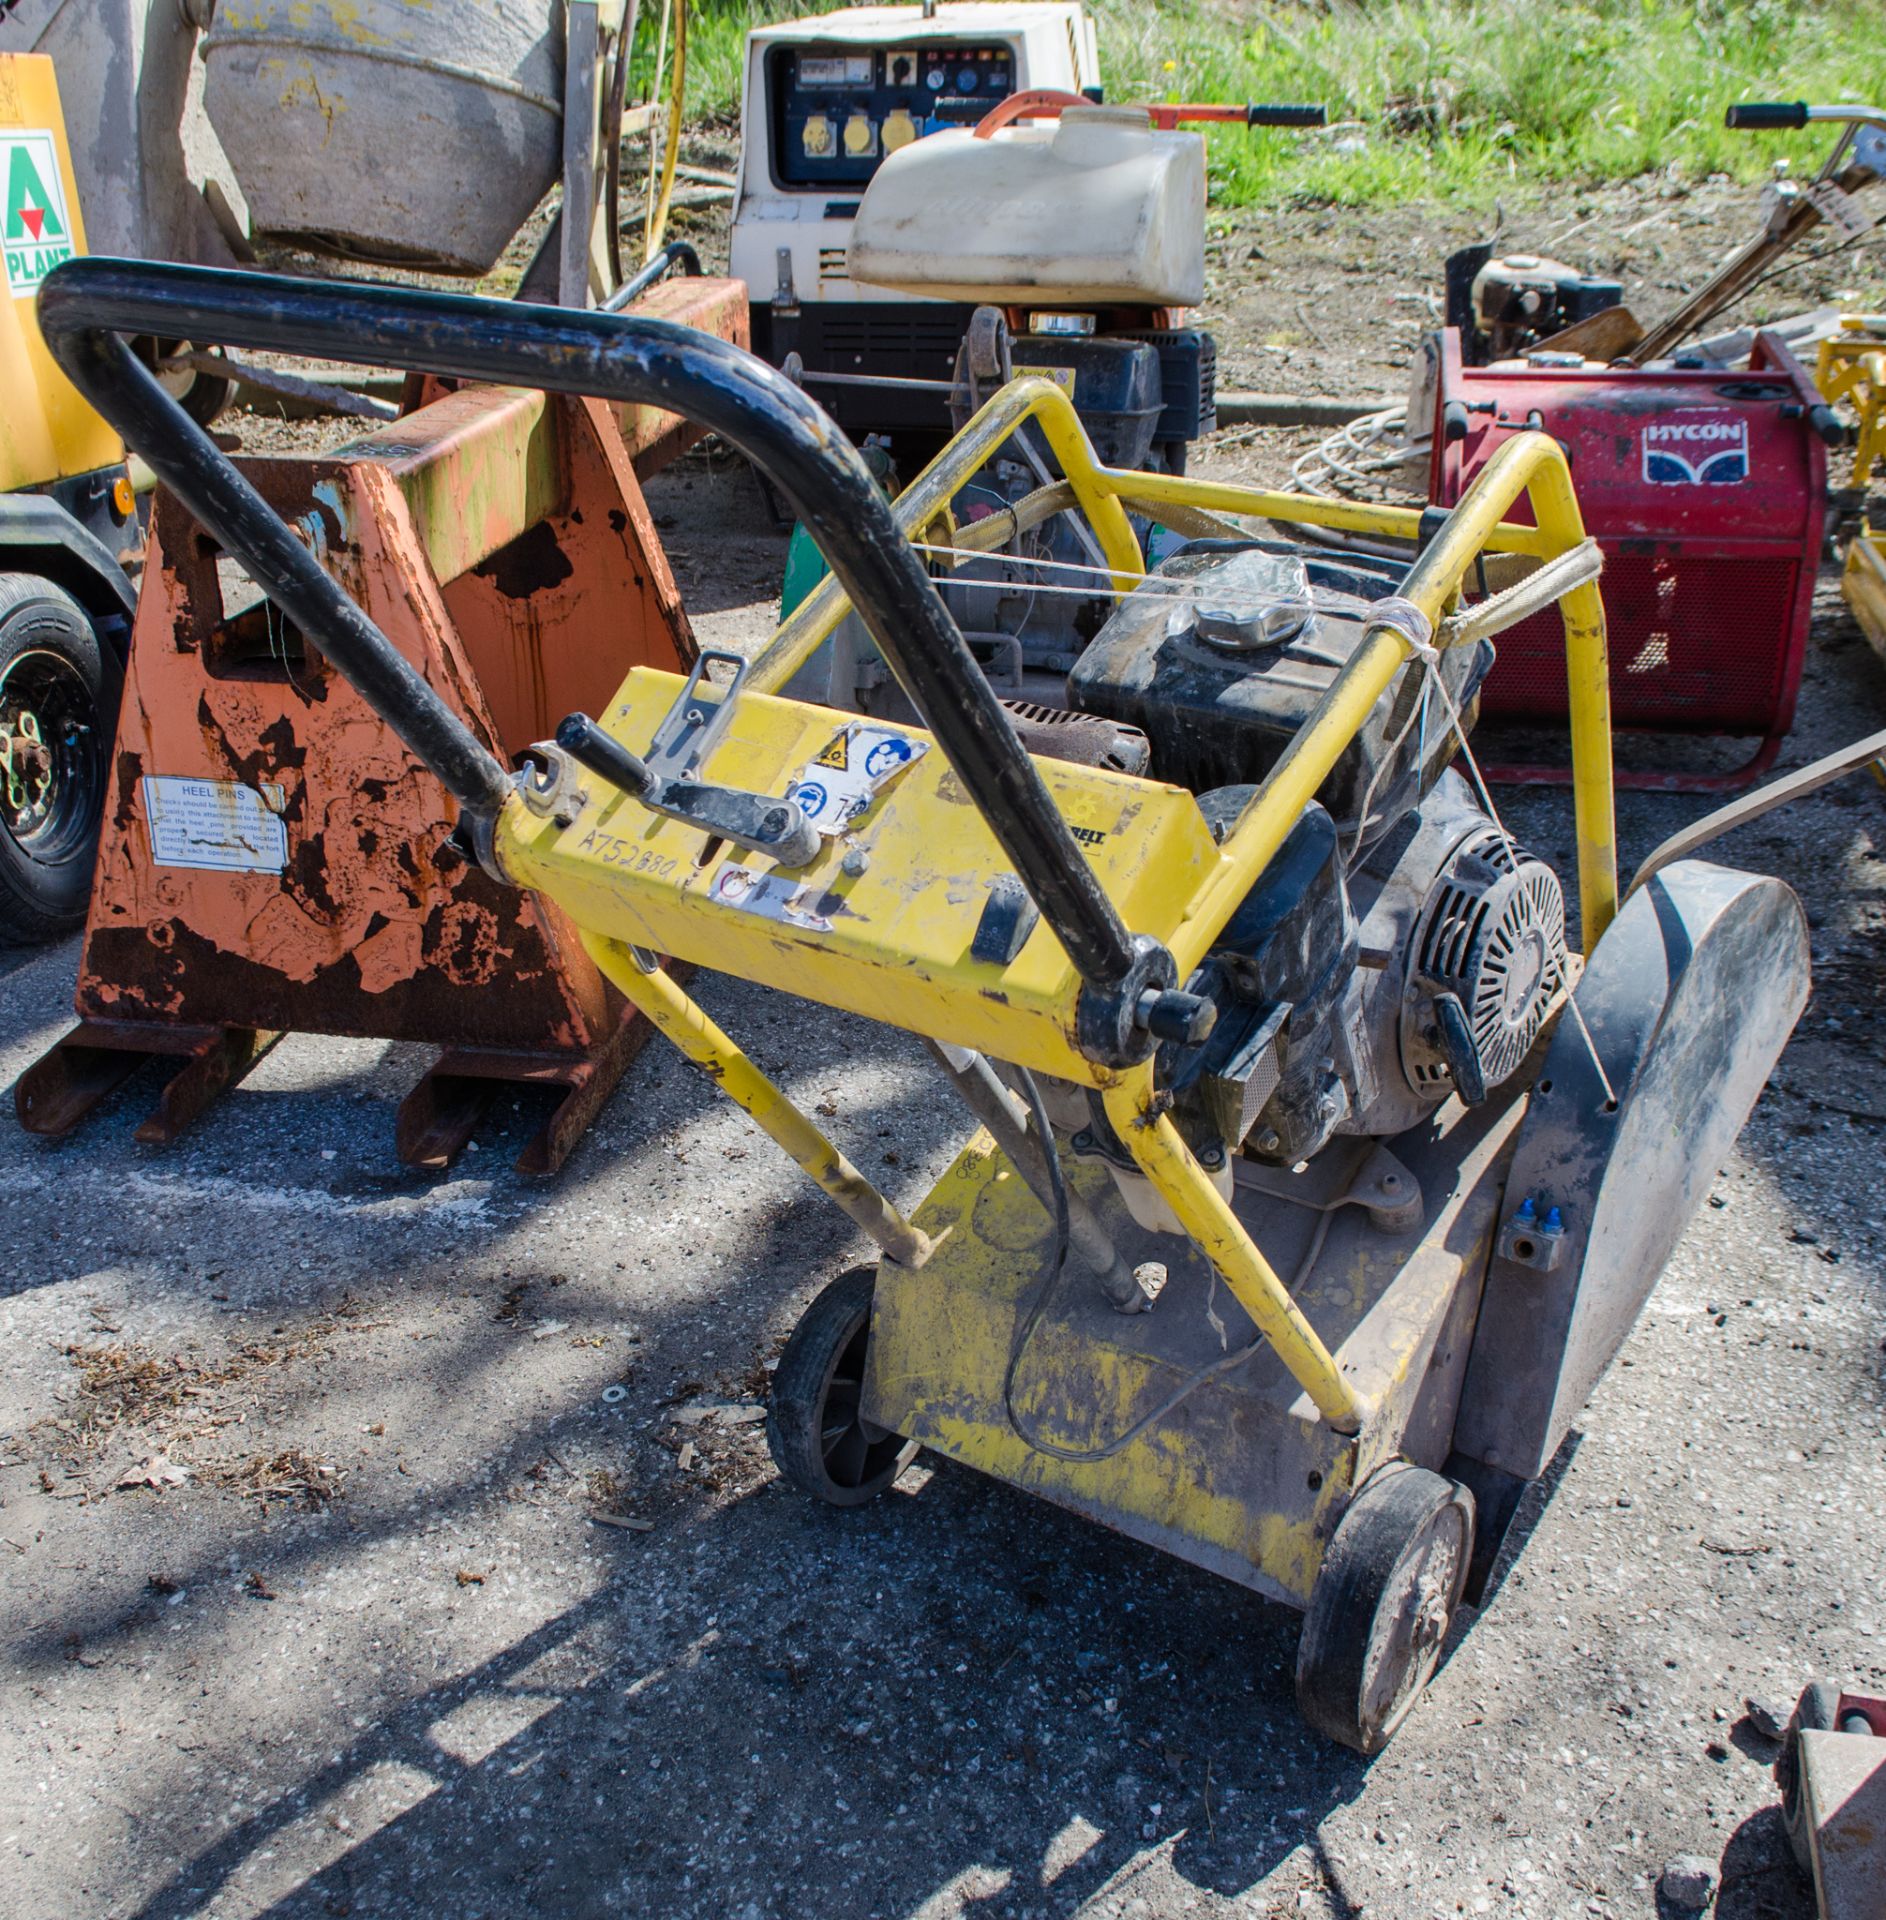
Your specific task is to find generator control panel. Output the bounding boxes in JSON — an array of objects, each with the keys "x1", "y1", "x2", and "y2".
[{"x1": 767, "y1": 42, "x2": 1018, "y2": 189}]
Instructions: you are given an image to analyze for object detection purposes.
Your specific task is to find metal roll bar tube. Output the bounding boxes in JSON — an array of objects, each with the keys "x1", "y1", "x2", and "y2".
[{"x1": 37, "y1": 257, "x2": 1145, "y2": 1009}]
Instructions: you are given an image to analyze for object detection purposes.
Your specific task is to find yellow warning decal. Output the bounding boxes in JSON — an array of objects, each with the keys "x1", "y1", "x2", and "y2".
[{"x1": 813, "y1": 732, "x2": 851, "y2": 771}]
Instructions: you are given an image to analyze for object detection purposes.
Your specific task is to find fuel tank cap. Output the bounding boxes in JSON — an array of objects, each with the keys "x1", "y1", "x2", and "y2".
[{"x1": 1163, "y1": 548, "x2": 1315, "y2": 650}]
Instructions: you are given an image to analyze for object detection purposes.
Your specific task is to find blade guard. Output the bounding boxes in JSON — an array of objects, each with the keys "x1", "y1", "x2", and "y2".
[{"x1": 1451, "y1": 858, "x2": 1810, "y2": 1482}]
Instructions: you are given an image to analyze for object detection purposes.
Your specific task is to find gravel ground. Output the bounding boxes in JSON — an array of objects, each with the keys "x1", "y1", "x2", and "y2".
[{"x1": 3, "y1": 185, "x2": 1885, "y2": 1920}]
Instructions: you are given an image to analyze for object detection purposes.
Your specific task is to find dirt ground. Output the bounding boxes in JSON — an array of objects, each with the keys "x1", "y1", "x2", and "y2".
[{"x1": 2, "y1": 182, "x2": 1885, "y2": 1920}]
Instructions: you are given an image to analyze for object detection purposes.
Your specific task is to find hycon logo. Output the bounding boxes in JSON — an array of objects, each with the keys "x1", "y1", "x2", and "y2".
[
  {"x1": 2, "y1": 132, "x2": 74, "y2": 298},
  {"x1": 1642, "y1": 412, "x2": 1749, "y2": 486}
]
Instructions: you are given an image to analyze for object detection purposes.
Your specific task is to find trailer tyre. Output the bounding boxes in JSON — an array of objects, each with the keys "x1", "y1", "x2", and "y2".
[
  {"x1": 0, "y1": 574, "x2": 111, "y2": 946},
  {"x1": 1777, "y1": 1679, "x2": 1843, "y2": 1872},
  {"x1": 142, "y1": 337, "x2": 235, "y2": 430},
  {"x1": 767, "y1": 1265, "x2": 917, "y2": 1508},
  {"x1": 1296, "y1": 1463, "x2": 1476, "y2": 1755}
]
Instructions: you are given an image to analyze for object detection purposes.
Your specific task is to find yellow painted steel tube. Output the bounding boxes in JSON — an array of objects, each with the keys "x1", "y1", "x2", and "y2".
[
  {"x1": 1380, "y1": 442, "x2": 1615, "y2": 951},
  {"x1": 580, "y1": 932, "x2": 936, "y2": 1269},
  {"x1": 894, "y1": 375, "x2": 1141, "y2": 581},
  {"x1": 1090, "y1": 465, "x2": 1561, "y2": 557},
  {"x1": 745, "y1": 405, "x2": 1553, "y2": 699},
  {"x1": 1845, "y1": 531, "x2": 1886, "y2": 656},
  {"x1": 1100, "y1": 1075, "x2": 1363, "y2": 1433},
  {"x1": 748, "y1": 377, "x2": 1142, "y2": 695},
  {"x1": 748, "y1": 479, "x2": 1078, "y2": 700},
  {"x1": 1524, "y1": 510, "x2": 1618, "y2": 951},
  {"x1": 1171, "y1": 432, "x2": 1619, "y2": 974},
  {"x1": 743, "y1": 373, "x2": 1568, "y2": 702},
  {"x1": 1168, "y1": 621, "x2": 1407, "y2": 979}
]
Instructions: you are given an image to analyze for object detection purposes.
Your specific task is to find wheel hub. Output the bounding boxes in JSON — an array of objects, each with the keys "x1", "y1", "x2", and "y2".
[
  {"x1": 1, "y1": 708, "x2": 55, "y2": 829},
  {"x1": 0, "y1": 648, "x2": 100, "y2": 857}
]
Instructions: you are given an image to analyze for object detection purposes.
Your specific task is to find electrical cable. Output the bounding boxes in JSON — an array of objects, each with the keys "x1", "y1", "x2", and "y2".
[{"x1": 1000, "y1": 1065, "x2": 1334, "y2": 1464}]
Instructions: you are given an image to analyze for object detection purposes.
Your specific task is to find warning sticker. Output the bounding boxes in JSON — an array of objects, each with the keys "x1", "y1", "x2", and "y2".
[
  {"x1": 142, "y1": 776, "x2": 288, "y2": 874},
  {"x1": 1, "y1": 131, "x2": 75, "y2": 299},
  {"x1": 1642, "y1": 411, "x2": 1749, "y2": 486},
  {"x1": 708, "y1": 863, "x2": 835, "y2": 932},
  {"x1": 788, "y1": 724, "x2": 926, "y2": 835}
]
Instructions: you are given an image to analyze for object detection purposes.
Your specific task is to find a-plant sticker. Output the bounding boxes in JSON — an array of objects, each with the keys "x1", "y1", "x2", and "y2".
[
  {"x1": 2, "y1": 131, "x2": 73, "y2": 298},
  {"x1": 1642, "y1": 412, "x2": 1749, "y2": 486}
]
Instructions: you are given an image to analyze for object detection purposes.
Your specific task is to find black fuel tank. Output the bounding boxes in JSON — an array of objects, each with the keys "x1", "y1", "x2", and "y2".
[{"x1": 1065, "y1": 540, "x2": 1493, "y2": 842}]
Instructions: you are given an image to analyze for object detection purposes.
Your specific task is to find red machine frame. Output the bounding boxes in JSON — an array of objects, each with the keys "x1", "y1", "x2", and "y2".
[{"x1": 1429, "y1": 326, "x2": 1829, "y2": 790}]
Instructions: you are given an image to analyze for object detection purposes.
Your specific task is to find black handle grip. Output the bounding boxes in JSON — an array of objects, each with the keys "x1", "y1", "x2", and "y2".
[
  {"x1": 1135, "y1": 988, "x2": 1218, "y2": 1045},
  {"x1": 1442, "y1": 399, "x2": 1471, "y2": 444},
  {"x1": 1246, "y1": 103, "x2": 1327, "y2": 128},
  {"x1": 1726, "y1": 102, "x2": 1809, "y2": 130},
  {"x1": 1808, "y1": 404, "x2": 1847, "y2": 447},
  {"x1": 557, "y1": 712, "x2": 652, "y2": 795}
]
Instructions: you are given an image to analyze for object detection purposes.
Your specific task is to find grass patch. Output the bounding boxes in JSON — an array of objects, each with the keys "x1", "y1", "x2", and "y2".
[{"x1": 671, "y1": 0, "x2": 1886, "y2": 206}]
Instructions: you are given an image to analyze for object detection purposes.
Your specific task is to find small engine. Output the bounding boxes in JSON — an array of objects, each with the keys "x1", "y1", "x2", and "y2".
[
  {"x1": 1444, "y1": 242, "x2": 1623, "y2": 366},
  {"x1": 1059, "y1": 540, "x2": 1569, "y2": 1216}
]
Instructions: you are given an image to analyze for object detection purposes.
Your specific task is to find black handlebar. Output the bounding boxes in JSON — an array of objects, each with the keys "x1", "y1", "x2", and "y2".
[
  {"x1": 1726, "y1": 102, "x2": 1809, "y2": 130},
  {"x1": 36, "y1": 257, "x2": 1147, "y2": 1014},
  {"x1": 1247, "y1": 103, "x2": 1327, "y2": 127}
]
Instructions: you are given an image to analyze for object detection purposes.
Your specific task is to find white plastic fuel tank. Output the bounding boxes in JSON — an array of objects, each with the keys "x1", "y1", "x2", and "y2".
[{"x1": 847, "y1": 106, "x2": 1205, "y2": 306}]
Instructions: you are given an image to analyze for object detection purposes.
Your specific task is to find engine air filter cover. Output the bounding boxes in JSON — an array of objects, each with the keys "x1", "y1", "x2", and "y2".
[{"x1": 1403, "y1": 830, "x2": 1567, "y2": 1098}]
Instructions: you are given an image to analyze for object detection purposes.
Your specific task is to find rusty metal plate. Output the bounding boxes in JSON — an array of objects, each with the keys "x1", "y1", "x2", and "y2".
[{"x1": 56, "y1": 391, "x2": 695, "y2": 1073}]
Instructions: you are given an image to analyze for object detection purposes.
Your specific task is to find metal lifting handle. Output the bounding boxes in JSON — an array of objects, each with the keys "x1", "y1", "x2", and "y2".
[
  {"x1": 972, "y1": 90, "x2": 1326, "y2": 138},
  {"x1": 37, "y1": 257, "x2": 1143, "y2": 1002}
]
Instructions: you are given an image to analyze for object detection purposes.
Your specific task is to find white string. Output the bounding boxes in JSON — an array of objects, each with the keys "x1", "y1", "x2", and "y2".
[
  {"x1": 911, "y1": 537, "x2": 1158, "y2": 589},
  {"x1": 910, "y1": 539, "x2": 1334, "y2": 620}
]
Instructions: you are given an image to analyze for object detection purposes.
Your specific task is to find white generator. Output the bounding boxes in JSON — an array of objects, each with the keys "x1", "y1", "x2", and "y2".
[{"x1": 729, "y1": 1, "x2": 1100, "y2": 437}]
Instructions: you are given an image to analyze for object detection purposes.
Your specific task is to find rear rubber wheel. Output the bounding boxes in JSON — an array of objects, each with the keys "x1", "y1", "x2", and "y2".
[
  {"x1": 767, "y1": 1266, "x2": 917, "y2": 1507},
  {"x1": 1296, "y1": 1463, "x2": 1475, "y2": 1754},
  {"x1": 1777, "y1": 1679, "x2": 1843, "y2": 1872},
  {"x1": 0, "y1": 574, "x2": 111, "y2": 946}
]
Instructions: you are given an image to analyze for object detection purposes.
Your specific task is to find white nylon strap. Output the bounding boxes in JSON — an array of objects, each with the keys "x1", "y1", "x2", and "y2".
[{"x1": 1439, "y1": 538, "x2": 1606, "y2": 649}]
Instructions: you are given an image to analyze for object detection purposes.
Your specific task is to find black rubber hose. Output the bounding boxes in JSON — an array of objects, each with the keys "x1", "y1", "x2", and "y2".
[
  {"x1": 602, "y1": 240, "x2": 703, "y2": 313},
  {"x1": 37, "y1": 257, "x2": 1139, "y2": 990}
]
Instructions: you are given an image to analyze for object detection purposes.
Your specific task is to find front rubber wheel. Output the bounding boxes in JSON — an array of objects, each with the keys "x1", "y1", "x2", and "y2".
[
  {"x1": 0, "y1": 574, "x2": 112, "y2": 946},
  {"x1": 767, "y1": 1266, "x2": 917, "y2": 1507},
  {"x1": 1296, "y1": 1463, "x2": 1476, "y2": 1754}
]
